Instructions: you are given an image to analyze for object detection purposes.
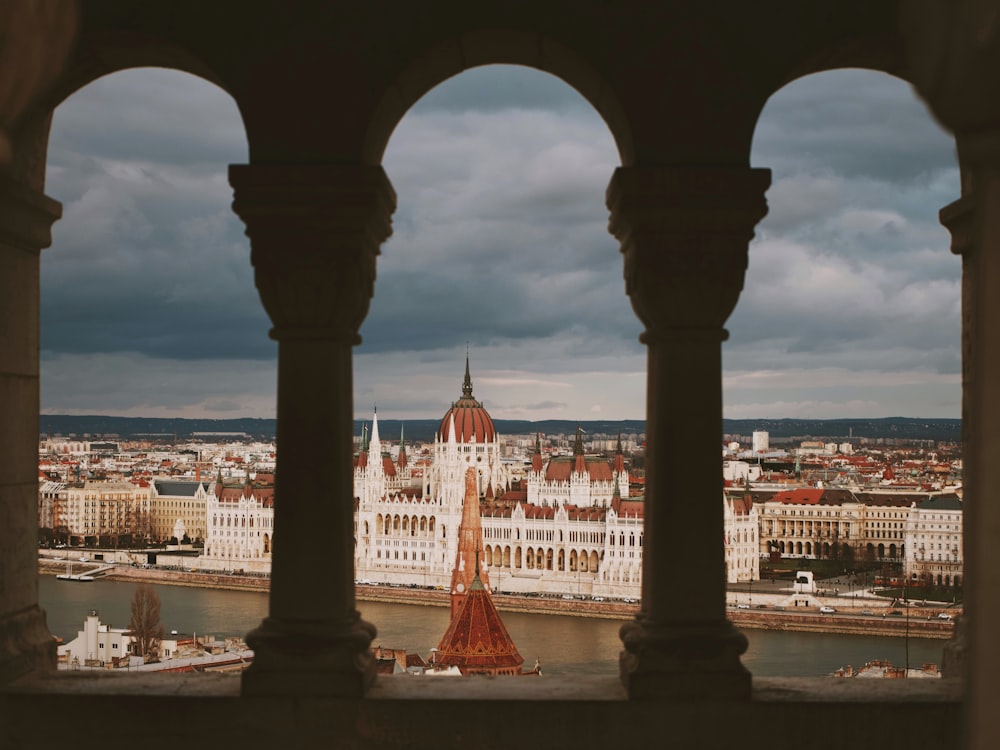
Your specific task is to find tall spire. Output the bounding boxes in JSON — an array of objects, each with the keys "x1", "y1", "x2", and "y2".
[
  {"x1": 449, "y1": 467, "x2": 489, "y2": 614},
  {"x1": 573, "y1": 426, "x2": 586, "y2": 474},
  {"x1": 613, "y1": 432, "x2": 626, "y2": 473},
  {"x1": 532, "y1": 432, "x2": 543, "y2": 473},
  {"x1": 397, "y1": 424, "x2": 407, "y2": 469},
  {"x1": 370, "y1": 405, "x2": 380, "y2": 451},
  {"x1": 462, "y1": 351, "x2": 474, "y2": 398}
]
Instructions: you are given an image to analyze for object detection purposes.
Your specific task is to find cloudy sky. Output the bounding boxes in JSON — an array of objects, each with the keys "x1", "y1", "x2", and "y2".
[{"x1": 41, "y1": 65, "x2": 961, "y2": 421}]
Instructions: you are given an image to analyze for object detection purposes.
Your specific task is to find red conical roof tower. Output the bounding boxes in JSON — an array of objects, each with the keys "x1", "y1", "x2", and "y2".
[
  {"x1": 434, "y1": 570, "x2": 524, "y2": 676},
  {"x1": 449, "y1": 467, "x2": 490, "y2": 615},
  {"x1": 434, "y1": 467, "x2": 524, "y2": 675}
]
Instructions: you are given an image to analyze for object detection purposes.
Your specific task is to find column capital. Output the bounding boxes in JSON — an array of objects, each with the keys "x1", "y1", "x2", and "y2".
[
  {"x1": 939, "y1": 193, "x2": 975, "y2": 257},
  {"x1": 606, "y1": 165, "x2": 770, "y2": 337},
  {"x1": 0, "y1": 173, "x2": 61, "y2": 254},
  {"x1": 229, "y1": 163, "x2": 396, "y2": 343}
]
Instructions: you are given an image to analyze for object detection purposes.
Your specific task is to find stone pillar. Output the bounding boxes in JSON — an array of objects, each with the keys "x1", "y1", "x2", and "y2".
[
  {"x1": 229, "y1": 163, "x2": 395, "y2": 696},
  {"x1": 953, "y1": 136, "x2": 1000, "y2": 750},
  {"x1": 606, "y1": 165, "x2": 770, "y2": 699},
  {"x1": 0, "y1": 173, "x2": 61, "y2": 684},
  {"x1": 937, "y1": 188, "x2": 974, "y2": 679}
]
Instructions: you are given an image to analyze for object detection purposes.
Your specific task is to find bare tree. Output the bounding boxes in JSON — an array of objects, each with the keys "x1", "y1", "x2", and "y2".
[{"x1": 129, "y1": 584, "x2": 163, "y2": 662}]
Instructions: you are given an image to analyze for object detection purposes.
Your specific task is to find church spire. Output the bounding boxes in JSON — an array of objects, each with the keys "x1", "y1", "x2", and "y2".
[{"x1": 462, "y1": 351, "x2": 474, "y2": 399}]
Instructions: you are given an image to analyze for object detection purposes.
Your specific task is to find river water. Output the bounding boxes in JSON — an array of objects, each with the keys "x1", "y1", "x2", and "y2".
[{"x1": 39, "y1": 575, "x2": 944, "y2": 678}]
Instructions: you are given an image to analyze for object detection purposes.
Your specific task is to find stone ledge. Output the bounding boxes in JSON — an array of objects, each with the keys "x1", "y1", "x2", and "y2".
[
  {"x1": 3, "y1": 670, "x2": 963, "y2": 704},
  {"x1": 0, "y1": 672, "x2": 963, "y2": 750}
]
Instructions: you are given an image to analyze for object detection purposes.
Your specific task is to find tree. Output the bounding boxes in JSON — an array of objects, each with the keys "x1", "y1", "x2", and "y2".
[{"x1": 129, "y1": 584, "x2": 163, "y2": 662}]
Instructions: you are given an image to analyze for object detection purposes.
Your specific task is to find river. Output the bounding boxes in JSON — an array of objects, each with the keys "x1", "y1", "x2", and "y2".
[{"x1": 39, "y1": 575, "x2": 944, "y2": 678}]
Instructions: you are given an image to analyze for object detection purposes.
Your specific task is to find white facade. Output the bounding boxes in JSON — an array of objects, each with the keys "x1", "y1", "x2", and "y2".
[
  {"x1": 200, "y1": 474, "x2": 274, "y2": 574},
  {"x1": 724, "y1": 492, "x2": 759, "y2": 583},
  {"x1": 904, "y1": 495, "x2": 963, "y2": 587},
  {"x1": 352, "y1": 369, "x2": 759, "y2": 599}
]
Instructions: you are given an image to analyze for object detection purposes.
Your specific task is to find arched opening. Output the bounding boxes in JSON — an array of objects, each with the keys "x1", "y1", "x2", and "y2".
[
  {"x1": 361, "y1": 64, "x2": 630, "y2": 425},
  {"x1": 741, "y1": 68, "x2": 958, "y2": 425},
  {"x1": 42, "y1": 68, "x2": 259, "y2": 423}
]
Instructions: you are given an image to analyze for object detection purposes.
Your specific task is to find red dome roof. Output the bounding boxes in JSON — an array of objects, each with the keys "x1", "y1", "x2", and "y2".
[{"x1": 439, "y1": 358, "x2": 496, "y2": 443}]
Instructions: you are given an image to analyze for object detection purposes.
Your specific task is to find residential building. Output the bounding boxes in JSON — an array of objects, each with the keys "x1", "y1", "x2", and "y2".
[{"x1": 905, "y1": 494, "x2": 963, "y2": 587}]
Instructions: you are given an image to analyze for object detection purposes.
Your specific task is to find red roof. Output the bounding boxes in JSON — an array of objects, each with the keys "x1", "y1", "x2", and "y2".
[
  {"x1": 438, "y1": 358, "x2": 496, "y2": 443},
  {"x1": 435, "y1": 576, "x2": 524, "y2": 675},
  {"x1": 544, "y1": 458, "x2": 614, "y2": 482}
]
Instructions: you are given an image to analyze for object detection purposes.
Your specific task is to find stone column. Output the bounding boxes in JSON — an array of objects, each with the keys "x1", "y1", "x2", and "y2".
[
  {"x1": 937, "y1": 187, "x2": 974, "y2": 679},
  {"x1": 0, "y1": 174, "x2": 61, "y2": 683},
  {"x1": 953, "y1": 136, "x2": 1000, "y2": 750},
  {"x1": 229, "y1": 163, "x2": 395, "y2": 697},
  {"x1": 607, "y1": 165, "x2": 770, "y2": 699}
]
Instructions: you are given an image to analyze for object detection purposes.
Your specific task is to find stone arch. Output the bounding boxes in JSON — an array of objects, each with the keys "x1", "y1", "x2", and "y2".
[{"x1": 364, "y1": 32, "x2": 633, "y2": 166}]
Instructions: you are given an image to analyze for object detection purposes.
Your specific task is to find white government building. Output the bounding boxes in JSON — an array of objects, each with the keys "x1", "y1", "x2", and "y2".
[{"x1": 351, "y1": 361, "x2": 759, "y2": 598}]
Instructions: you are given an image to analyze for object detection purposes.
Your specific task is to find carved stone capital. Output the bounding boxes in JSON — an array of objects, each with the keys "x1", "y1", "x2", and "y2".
[
  {"x1": 939, "y1": 193, "x2": 975, "y2": 257},
  {"x1": 0, "y1": 172, "x2": 61, "y2": 253},
  {"x1": 606, "y1": 166, "x2": 770, "y2": 337},
  {"x1": 619, "y1": 615, "x2": 750, "y2": 700},
  {"x1": 229, "y1": 164, "x2": 396, "y2": 343},
  {"x1": 241, "y1": 612, "x2": 378, "y2": 697}
]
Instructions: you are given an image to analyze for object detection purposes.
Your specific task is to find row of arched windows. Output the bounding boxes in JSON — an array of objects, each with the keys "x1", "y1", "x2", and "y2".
[{"x1": 482, "y1": 544, "x2": 603, "y2": 573}]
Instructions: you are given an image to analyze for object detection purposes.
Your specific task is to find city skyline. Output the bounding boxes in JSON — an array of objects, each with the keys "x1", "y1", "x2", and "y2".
[{"x1": 41, "y1": 66, "x2": 960, "y2": 421}]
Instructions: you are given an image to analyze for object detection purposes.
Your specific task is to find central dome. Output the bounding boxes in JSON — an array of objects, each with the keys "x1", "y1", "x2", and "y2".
[{"x1": 439, "y1": 357, "x2": 496, "y2": 443}]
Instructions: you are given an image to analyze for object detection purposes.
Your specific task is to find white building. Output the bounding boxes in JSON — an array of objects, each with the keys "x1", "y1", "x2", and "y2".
[
  {"x1": 353, "y1": 360, "x2": 760, "y2": 599},
  {"x1": 724, "y1": 489, "x2": 759, "y2": 583},
  {"x1": 904, "y1": 494, "x2": 963, "y2": 587},
  {"x1": 200, "y1": 472, "x2": 275, "y2": 574}
]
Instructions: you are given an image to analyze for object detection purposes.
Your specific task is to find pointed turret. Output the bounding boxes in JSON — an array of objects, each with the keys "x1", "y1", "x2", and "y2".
[
  {"x1": 449, "y1": 467, "x2": 489, "y2": 615},
  {"x1": 613, "y1": 433, "x2": 626, "y2": 473},
  {"x1": 356, "y1": 423, "x2": 369, "y2": 469},
  {"x1": 370, "y1": 407, "x2": 381, "y2": 455},
  {"x1": 573, "y1": 426, "x2": 587, "y2": 474},
  {"x1": 462, "y1": 352, "x2": 473, "y2": 399},
  {"x1": 532, "y1": 433, "x2": 543, "y2": 473},
  {"x1": 397, "y1": 424, "x2": 407, "y2": 470},
  {"x1": 215, "y1": 469, "x2": 224, "y2": 499}
]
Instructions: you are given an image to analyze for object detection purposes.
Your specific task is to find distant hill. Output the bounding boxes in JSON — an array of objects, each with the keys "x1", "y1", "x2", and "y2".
[{"x1": 39, "y1": 415, "x2": 961, "y2": 443}]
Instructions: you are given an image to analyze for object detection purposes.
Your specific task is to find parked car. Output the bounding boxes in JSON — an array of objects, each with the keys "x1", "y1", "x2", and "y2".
[
  {"x1": 819, "y1": 606, "x2": 836, "y2": 614},
  {"x1": 937, "y1": 612, "x2": 954, "y2": 621},
  {"x1": 861, "y1": 609, "x2": 874, "y2": 616},
  {"x1": 736, "y1": 603, "x2": 751, "y2": 610}
]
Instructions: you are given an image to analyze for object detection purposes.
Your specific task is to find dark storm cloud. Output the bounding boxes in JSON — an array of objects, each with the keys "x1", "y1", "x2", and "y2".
[
  {"x1": 753, "y1": 69, "x2": 957, "y2": 183},
  {"x1": 40, "y1": 64, "x2": 961, "y2": 418}
]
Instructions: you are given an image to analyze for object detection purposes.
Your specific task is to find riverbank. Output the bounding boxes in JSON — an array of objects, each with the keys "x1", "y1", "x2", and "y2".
[{"x1": 38, "y1": 559, "x2": 957, "y2": 638}]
